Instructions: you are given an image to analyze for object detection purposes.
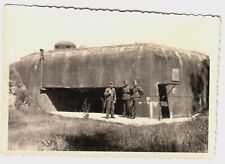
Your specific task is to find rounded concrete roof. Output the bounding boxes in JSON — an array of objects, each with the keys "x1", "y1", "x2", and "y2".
[{"x1": 54, "y1": 41, "x2": 76, "y2": 50}]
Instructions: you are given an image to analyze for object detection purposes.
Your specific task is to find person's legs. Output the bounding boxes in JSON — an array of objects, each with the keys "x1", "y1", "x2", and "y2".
[
  {"x1": 102, "y1": 99, "x2": 106, "y2": 113},
  {"x1": 122, "y1": 100, "x2": 126, "y2": 117},
  {"x1": 111, "y1": 102, "x2": 115, "y2": 118},
  {"x1": 129, "y1": 100, "x2": 134, "y2": 118},
  {"x1": 131, "y1": 99, "x2": 137, "y2": 118},
  {"x1": 126, "y1": 100, "x2": 131, "y2": 117},
  {"x1": 105, "y1": 100, "x2": 111, "y2": 118}
]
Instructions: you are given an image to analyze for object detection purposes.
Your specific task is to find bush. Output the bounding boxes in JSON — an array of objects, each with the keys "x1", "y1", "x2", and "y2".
[{"x1": 14, "y1": 86, "x2": 32, "y2": 111}]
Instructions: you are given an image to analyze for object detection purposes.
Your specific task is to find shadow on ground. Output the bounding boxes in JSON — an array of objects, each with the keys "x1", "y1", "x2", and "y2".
[{"x1": 64, "y1": 132, "x2": 122, "y2": 151}]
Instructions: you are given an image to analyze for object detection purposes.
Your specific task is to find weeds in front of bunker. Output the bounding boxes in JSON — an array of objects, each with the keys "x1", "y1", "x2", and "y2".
[{"x1": 8, "y1": 109, "x2": 208, "y2": 152}]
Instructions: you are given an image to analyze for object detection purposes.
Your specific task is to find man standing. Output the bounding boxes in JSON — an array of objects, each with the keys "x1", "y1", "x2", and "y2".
[
  {"x1": 104, "y1": 82, "x2": 117, "y2": 119},
  {"x1": 131, "y1": 80, "x2": 144, "y2": 119},
  {"x1": 122, "y1": 80, "x2": 131, "y2": 117}
]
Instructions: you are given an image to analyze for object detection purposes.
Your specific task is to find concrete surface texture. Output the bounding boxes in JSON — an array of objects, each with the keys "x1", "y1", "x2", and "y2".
[
  {"x1": 51, "y1": 111, "x2": 192, "y2": 126},
  {"x1": 10, "y1": 43, "x2": 209, "y2": 118}
]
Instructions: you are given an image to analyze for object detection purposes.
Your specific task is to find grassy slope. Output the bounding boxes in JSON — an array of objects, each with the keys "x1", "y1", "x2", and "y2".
[{"x1": 8, "y1": 110, "x2": 208, "y2": 152}]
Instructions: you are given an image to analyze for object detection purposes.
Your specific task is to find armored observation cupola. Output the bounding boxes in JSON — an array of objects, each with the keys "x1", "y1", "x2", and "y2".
[{"x1": 54, "y1": 41, "x2": 76, "y2": 50}]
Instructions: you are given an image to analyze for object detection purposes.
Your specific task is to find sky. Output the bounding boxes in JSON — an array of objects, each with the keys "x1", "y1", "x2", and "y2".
[{"x1": 4, "y1": 4, "x2": 220, "y2": 63}]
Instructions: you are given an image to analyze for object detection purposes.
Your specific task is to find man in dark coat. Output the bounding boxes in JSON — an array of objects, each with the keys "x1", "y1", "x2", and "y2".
[
  {"x1": 122, "y1": 80, "x2": 131, "y2": 117},
  {"x1": 131, "y1": 80, "x2": 144, "y2": 119},
  {"x1": 104, "y1": 82, "x2": 117, "y2": 119}
]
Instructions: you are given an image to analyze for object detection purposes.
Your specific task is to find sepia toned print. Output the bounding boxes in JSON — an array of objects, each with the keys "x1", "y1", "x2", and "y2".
[{"x1": 3, "y1": 3, "x2": 220, "y2": 158}]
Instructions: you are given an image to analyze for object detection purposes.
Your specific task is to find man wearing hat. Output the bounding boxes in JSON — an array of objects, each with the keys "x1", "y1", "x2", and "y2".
[
  {"x1": 130, "y1": 80, "x2": 144, "y2": 119},
  {"x1": 104, "y1": 82, "x2": 117, "y2": 119},
  {"x1": 122, "y1": 80, "x2": 132, "y2": 117}
]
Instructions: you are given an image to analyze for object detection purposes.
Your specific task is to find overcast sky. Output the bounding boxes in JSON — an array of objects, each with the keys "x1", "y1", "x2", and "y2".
[{"x1": 4, "y1": 5, "x2": 220, "y2": 63}]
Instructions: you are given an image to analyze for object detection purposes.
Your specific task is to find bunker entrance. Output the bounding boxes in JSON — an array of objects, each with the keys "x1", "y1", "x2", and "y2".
[
  {"x1": 158, "y1": 84, "x2": 170, "y2": 118},
  {"x1": 44, "y1": 88, "x2": 123, "y2": 114},
  {"x1": 157, "y1": 82, "x2": 179, "y2": 118}
]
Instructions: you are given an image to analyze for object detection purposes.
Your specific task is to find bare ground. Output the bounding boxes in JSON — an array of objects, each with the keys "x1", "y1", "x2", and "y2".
[{"x1": 51, "y1": 111, "x2": 193, "y2": 126}]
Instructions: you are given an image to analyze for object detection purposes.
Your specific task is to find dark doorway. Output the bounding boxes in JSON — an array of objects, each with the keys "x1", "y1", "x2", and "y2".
[
  {"x1": 43, "y1": 88, "x2": 123, "y2": 114},
  {"x1": 158, "y1": 84, "x2": 170, "y2": 118}
]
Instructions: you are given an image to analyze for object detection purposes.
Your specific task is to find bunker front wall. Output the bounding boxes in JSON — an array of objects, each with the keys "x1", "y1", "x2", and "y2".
[
  {"x1": 10, "y1": 44, "x2": 209, "y2": 118},
  {"x1": 10, "y1": 54, "x2": 56, "y2": 112}
]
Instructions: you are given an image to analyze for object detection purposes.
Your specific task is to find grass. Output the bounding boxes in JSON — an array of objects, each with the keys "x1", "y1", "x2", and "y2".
[{"x1": 8, "y1": 110, "x2": 208, "y2": 152}]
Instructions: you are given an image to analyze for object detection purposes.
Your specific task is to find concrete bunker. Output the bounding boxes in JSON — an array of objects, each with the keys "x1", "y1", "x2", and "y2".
[{"x1": 10, "y1": 43, "x2": 209, "y2": 119}]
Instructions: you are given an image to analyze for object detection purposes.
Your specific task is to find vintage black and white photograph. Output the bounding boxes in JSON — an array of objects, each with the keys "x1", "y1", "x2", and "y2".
[{"x1": 3, "y1": 3, "x2": 220, "y2": 156}]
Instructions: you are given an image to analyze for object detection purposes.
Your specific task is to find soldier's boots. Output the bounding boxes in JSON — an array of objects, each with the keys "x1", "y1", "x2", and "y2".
[
  {"x1": 106, "y1": 114, "x2": 115, "y2": 119},
  {"x1": 127, "y1": 114, "x2": 132, "y2": 118}
]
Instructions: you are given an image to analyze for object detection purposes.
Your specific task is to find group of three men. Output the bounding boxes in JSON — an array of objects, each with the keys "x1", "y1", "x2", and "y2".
[{"x1": 103, "y1": 80, "x2": 144, "y2": 119}]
